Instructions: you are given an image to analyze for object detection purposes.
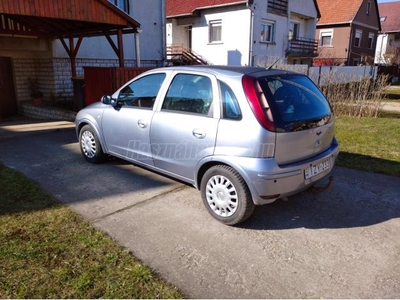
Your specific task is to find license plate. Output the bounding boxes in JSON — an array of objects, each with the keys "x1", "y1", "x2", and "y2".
[{"x1": 304, "y1": 158, "x2": 331, "y2": 180}]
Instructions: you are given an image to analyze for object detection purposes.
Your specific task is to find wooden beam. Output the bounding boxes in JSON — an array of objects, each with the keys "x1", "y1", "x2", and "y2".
[
  {"x1": 59, "y1": 35, "x2": 84, "y2": 78},
  {"x1": 69, "y1": 36, "x2": 77, "y2": 77},
  {"x1": 104, "y1": 29, "x2": 125, "y2": 67},
  {"x1": 104, "y1": 31, "x2": 119, "y2": 57},
  {"x1": 117, "y1": 28, "x2": 124, "y2": 67}
]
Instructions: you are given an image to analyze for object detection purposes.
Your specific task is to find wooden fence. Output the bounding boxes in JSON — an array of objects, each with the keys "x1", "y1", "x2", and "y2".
[{"x1": 83, "y1": 67, "x2": 152, "y2": 106}]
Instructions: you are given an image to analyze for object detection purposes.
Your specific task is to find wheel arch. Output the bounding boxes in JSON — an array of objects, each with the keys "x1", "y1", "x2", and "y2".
[
  {"x1": 195, "y1": 158, "x2": 258, "y2": 204},
  {"x1": 76, "y1": 117, "x2": 107, "y2": 153}
]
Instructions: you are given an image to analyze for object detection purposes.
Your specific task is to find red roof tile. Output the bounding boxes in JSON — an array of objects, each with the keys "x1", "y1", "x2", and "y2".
[
  {"x1": 378, "y1": 1, "x2": 400, "y2": 33},
  {"x1": 317, "y1": 0, "x2": 364, "y2": 25},
  {"x1": 166, "y1": 0, "x2": 246, "y2": 17}
]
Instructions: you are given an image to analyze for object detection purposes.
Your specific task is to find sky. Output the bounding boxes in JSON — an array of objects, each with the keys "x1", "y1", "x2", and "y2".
[{"x1": 377, "y1": 0, "x2": 398, "y2": 2}]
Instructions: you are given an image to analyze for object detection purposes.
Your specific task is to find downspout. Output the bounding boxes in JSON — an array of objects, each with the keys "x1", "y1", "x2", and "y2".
[
  {"x1": 161, "y1": 0, "x2": 167, "y2": 65},
  {"x1": 247, "y1": 1, "x2": 254, "y2": 66},
  {"x1": 348, "y1": 22, "x2": 353, "y2": 66},
  {"x1": 135, "y1": 30, "x2": 142, "y2": 67}
]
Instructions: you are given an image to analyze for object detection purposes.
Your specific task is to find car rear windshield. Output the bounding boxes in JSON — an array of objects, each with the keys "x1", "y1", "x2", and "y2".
[{"x1": 257, "y1": 74, "x2": 332, "y2": 132}]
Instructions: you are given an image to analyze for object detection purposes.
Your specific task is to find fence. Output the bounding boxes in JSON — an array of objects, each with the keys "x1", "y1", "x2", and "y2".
[
  {"x1": 82, "y1": 65, "x2": 380, "y2": 108},
  {"x1": 274, "y1": 64, "x2": 379, "y2": 86},
  {"x1": 83, "y1": 67, "x2": 152, "y2": 106}
]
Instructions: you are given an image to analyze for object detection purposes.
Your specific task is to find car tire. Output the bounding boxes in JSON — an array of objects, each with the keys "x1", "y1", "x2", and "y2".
[
  {"x1": 201, "y1": 165, "x2": 255, "y2": 225},
  {"x1": 79, "y1": 125, "x2": 107, "y2": 163}
]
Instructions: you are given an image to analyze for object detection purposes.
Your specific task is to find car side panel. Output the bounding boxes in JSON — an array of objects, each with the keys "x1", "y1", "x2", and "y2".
[{"x1": 150, "y1": 111, "x2": 218, "y2": 181}]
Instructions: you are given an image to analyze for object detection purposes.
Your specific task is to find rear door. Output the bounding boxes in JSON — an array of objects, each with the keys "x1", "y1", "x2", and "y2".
[
  {"x1": 258, "y1": 74, "x2": 335, "y2": 165},
  {"x1": 150, "y1": 72, "x2": 219, "y2": 181}
]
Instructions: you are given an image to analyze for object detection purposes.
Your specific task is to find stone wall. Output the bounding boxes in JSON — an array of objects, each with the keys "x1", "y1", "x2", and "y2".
[
  {"x1": 13, "y1": 57, "x2": 161, "y2": 106},
  {"x1": 19, "y1": 102, "x2": 77, "y2": 121}
]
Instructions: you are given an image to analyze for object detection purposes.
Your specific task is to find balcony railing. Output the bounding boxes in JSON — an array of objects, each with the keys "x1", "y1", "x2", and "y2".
[
  {"x1": 286, "y1": 37, "x2": 319, "y2": 57},
  {"x1": 166, "y1": 45, "x2": 212, "y2": 65},
  {"x1": 267, "y1": 0, "x2": 288, "y2": 15}
]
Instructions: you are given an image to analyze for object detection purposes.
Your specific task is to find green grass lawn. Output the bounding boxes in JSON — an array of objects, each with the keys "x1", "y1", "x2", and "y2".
[
  {"x1": 383, "y1": 87, "x2": 400, "y2": 101},
  {"x1": 0, "y1": 164, "x2": 183, "y2": 299},
  {"x1": 335, "y1": 115, "x2": 400, "y2": 176}
]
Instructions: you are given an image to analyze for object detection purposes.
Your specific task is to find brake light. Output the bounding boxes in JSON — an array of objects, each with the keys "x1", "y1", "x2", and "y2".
[{"x1": 242, "y1": 75, "x2": 275, "y2": 132}]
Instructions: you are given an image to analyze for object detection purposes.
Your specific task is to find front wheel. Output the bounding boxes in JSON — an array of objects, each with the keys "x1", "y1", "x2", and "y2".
[
  {"x1": 200, "y1": 165, "x2": 255, "y2": 225},
  {"x1": 79, "y1": 125, "x2": 107, "y2": 163}
]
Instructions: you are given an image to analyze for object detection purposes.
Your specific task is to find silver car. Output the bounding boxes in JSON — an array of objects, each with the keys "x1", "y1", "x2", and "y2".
[{"x1": 75, "y1": 66, "x2": 339, "y2": 225}]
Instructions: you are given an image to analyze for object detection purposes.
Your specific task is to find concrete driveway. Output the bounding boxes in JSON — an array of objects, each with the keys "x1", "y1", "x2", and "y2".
[{"x1": 1, "y1": 119, "x2": 399, "y2": 298}]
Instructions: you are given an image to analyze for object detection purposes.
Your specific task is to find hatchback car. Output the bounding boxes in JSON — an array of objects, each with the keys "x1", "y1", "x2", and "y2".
[{"x1": 75, "y1": 66, "x2": 339, "y2": 225}]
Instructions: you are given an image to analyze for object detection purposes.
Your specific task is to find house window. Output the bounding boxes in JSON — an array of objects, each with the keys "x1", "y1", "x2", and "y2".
[
  {"x1": 354, "y1": 29, "x2": 362, "y2": 47},
  {"x1": 261, "y1": 20, "x2": 275, "y2": 43},
  {"x1": 109, "y1": 0, "x2": 129, "y2": 13},
  {"x1": 209, "y1": 20, "x2": 222, "y2": 43},
  {"x1": 267, "y1": 0, "x2": 288, "y2": 15},
  {"x1": 366, "y1": 1, "x2": 371, "y2": 15},
  {"x1": 368, "y1": 32, "x2": 375, "y2": 49},
  {"x1": 380, "y1": 16, "x2": 387, "y2": 22},
  {"x1": 320, "y1": 30, "x2": 333, "y2": 47},
  {"x1": 353, "y1": 58, "x2": 360, "y2": 66}
]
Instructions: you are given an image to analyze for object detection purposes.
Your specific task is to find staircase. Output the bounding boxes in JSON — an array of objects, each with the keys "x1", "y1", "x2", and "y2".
[{"x1": 166, "y1": 45, "x2": 212, "y2": 66}]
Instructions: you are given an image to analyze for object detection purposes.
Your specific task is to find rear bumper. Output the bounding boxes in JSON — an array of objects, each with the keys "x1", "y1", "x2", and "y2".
[{"x1": 247, "y1": 139, "x2": 339, "y2": 205}]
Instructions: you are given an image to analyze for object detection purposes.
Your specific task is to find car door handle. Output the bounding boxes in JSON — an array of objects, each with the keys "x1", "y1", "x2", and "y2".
[
  {"x1": 138, "y1": 120, "x2": 147, "y2": 128},
  {"x1": 192, "y1": 129, "x2": 206, "y2": 139}
]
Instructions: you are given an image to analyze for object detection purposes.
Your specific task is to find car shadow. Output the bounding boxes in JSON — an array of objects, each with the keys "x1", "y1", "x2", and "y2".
[{"x1": 239, "y1": 165, "x2": 400, "y2": 230}]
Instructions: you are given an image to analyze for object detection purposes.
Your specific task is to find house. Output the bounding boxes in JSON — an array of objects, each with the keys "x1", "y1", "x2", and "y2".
[
  {"x1": 166, "y1": 0, "x2": 321, "y2": 67},
  {"x1": 0, "y1": 0, "x2": 165, "y2": 119},
  {"x1": 375, "y1": 1, "x2": 400, "y2": 66},
  {"x1": 314, "y1": 0, "x2": 381, "y2": 66}
]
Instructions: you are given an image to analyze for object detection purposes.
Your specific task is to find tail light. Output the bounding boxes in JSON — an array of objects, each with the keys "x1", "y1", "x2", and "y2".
[{"x1": 242, "y1": 75, "x2": 276, "y2": 132}]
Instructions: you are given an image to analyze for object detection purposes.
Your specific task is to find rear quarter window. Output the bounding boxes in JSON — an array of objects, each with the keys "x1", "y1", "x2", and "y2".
[{"x1": 219, "y1": 81, "x2": 242, "y2": 120}]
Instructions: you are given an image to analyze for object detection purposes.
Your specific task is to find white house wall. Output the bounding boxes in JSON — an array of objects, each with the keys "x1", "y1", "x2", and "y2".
[
  {"x1": 192, "y1": 6, "x2": 252, "y2": 65},
  {"x1": 53, "y1": 0, "x2": 165, "y2": 61},
  {"x1": 289, "y1": 0, "x2": 318, "y2": 40},
  {"x1": 166, "y1": 18, "x2": 194, "y2": 48},
  {"x1": 375, "y1": 33, "x2": 400, "y2": 65},
  {"x1": 130, "y1": 0, "x2": 165, "y2": 60},
  {"x1": 375, "y1": 34, "x2": 388, "y2": 65},
  {"x1": 251, "y1": 0, "x2": 318, "y2": 67},
  {"x1": 289, "y1": 0, "x2": 318, "y2": 23},
  {"x1": 167, "y1": 0, "x2": 319, "y2": 66},
  {"x1": 251, "y1": 1, "x2": 288, "y2": 67}
]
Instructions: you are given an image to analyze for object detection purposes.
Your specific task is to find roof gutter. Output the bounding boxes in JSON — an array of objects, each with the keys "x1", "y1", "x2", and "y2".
[{"x1": 247, "y1": 0, "x2": 254, "y2": 66}]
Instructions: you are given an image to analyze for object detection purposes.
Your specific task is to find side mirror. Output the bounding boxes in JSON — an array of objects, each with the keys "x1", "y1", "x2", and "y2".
[{"x1": 101, "y1": 95, "x2": 118, "y2": 107}]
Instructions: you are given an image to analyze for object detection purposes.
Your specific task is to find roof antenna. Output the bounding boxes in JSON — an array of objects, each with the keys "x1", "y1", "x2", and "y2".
[{"x1": 267, "y1": 57, "x2": 281, "y2": 70}]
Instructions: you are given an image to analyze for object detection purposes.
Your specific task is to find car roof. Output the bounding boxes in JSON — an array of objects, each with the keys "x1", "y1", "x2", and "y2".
[{"x1": 154, "y1": 65, "x2": 299, "y2": 78}]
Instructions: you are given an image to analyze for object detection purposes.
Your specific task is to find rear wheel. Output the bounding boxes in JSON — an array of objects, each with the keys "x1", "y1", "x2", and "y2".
[
  {"x1": 79, "y1": 125, "x2": 107, "y2": 163},
  {"x1": 200, "y1": 165, "x2": 255, "y2": 225}
]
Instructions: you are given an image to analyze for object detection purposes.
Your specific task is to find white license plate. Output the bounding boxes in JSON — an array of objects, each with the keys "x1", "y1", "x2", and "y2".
[{"x1": 304, "y1": 159, "x2": 331, "y2": 180}]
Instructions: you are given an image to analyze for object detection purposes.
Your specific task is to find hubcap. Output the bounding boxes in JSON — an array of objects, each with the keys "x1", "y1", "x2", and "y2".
[
  {"x1": 81, "y1": 131, "x2": 96, "y2": 158},
  {"x1": 206, "y1": 175, "x2": 238, "y2": 217}
]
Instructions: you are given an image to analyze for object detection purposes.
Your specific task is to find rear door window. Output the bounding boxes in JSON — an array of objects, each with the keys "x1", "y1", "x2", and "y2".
[{"x1": 162, "y1": 74, "x2": 213, "y2": 115}]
